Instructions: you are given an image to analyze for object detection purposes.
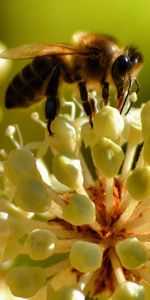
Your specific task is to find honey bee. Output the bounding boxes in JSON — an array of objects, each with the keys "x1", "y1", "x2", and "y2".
[{"x1": 0, "y1": 32, "x2": 143, "y2": 135}]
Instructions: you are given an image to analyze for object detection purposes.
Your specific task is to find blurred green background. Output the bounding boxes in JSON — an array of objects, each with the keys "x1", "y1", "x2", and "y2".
[{"x1": 0, "y1": 0, "x2": 150, "y2": 149}]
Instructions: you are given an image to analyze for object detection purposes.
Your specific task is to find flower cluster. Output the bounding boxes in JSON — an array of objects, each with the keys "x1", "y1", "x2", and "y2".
[{"x1": 1, "y1": 91, "x2": 150, "y2": 300}]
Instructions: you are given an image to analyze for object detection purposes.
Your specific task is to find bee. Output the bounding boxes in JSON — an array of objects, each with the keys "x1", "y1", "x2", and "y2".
[{"x1": 0, "y1": 32, "x2": 143, "y2": 135}]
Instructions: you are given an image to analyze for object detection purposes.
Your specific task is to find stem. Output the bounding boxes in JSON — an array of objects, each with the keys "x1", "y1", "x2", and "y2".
[
  {"x1": 121, "y1": 143, "x2": 136, "y2": 179},
  {"x1": 76, "y1": 185, "x2": 89, "y2": 197},
  {"x1": 90, "y1": 220, "x2": 104, "y2": 233},
  {"x1": 114, "y1": 199, "x2": 138, "y2": 231},
  {"x1": 127, "y1": 198, "x2": 150, "y2": 224},
  {"x1": 78, "y1": 152, "x2": 94, "y2": 186},
  {"x1": 63, "y1": 100, "x2": 76, "y2": 121},
  {"x1": 127, "y1": 223, "x2": 150, "y2": 235},
  {"x1": 46, "y1": 259, "x2": 70, "y2": 277},
  {"x1": 135, "y1": 268, "x2": 150, "y2": 285},
  {"x1": 25, "y1": 141, "x2": 44, "y2": 150},
  {"x1": 28, "y1": 219, "x2": 84, "y2": 239},
  {"x1": 109, "y1": 248, "x2": 126, "y2": 285},
  {"x1": 105, "y1": 177, "x2": 113, "y2": 224},
  {"x1": 9, "y1": 136, "x2": 20, "y2": 149},
  {"x1": 48, "y1": 265, "x2": 77, "y2": 291},
  {"x1": 78, "y1": 272, "x2": 93, "y2": 291},
  {"x1": 126, "y1": 209, "x2": 150, "y2": 231},
  {"x1": 136, "y1": 144, "x2": 144, "y2": 168},
  {"x1": 47, "y1": 186, "x2": 66, "y2": 208}
]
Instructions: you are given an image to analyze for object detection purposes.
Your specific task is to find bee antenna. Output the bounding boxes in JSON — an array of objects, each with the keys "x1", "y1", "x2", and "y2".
[
  {"x1": 126, "y1": 45, "x2": 143, "y2": 64},
  {"x1": 126, "y1": 45, "x2": 138, "y2": 53}
]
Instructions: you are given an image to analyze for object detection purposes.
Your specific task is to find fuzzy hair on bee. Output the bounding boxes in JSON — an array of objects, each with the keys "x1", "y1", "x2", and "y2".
[{"x1": 0, "y1": 32, "x2": 143, "y2": 135}]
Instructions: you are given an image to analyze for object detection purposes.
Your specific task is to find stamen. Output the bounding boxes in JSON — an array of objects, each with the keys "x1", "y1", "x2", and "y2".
[
  {"x1": 5, "y1": 125, "x2": 20, "y2": 149},
  {"x1": 15, "y1": 124, "x2": 24, "y2": 148},
  {"x1": 62, "y1": 98, "x2": 76, "y2": 121},
  {"x1": 0, "y1": 149, "x2": 7, "y2": 158},
  {"x1": 31, "y1": 112, "x2": 46, "y2": 128},
  {"x1": 72, "y1": 95, "x2": 85, "y2": 117}
]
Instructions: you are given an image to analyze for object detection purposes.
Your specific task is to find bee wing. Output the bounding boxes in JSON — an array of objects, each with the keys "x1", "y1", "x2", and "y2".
[{"x1": 0, "y1": 43, "x2": 86, "y2": 59}]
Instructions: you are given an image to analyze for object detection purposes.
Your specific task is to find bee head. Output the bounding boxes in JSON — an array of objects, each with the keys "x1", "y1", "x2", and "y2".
[{"x1": 111, "y1": 47, "x2": 143, "y2": 87}]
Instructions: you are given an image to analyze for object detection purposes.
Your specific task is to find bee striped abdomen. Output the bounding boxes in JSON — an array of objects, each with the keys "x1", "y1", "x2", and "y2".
[{"x1": 5, "y1": 55, "x2": 58, "y2": 109}]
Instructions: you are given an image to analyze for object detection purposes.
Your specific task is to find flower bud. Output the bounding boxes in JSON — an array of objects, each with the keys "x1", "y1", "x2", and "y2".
[
  {"x1": 143, "y1": 135, "x2": 150, "y2": 165},
  {"x1": 69, "y1": 241, "x2": 103, "y2": 273},
  {"x1": 5, "y1": 267, "x2": 46, "y2": 298},
  {"x1": 116, "y1": 237, "x2": 149, "y2": 269},
  {"x1": 0, "y1": 213, "x2": 26, "y2": 244},
  {"x1": 93, "y1": 106, "x2": 124, "y2": 141},
  {"x1": 127, "y1": 118, "x2": 143, "y2": 145},
  {"x1": 15, "y1": 177, "x2": 52, "y2": 212},
  {"x1": 126, "y1": 166, "x2": 150, "y2": 201},
  {"x1": 4, "y1": 149, "x2": 40, "y2": 185},
  {"x1": 46, "y1": 116, "x2": 77, "y2": 155},
  {"x1": 25, "y1": 229, "x2": 57, "y2": 260},
  {"x1": 123, "y1": 108, "x2": 141, "y2": 142},
  {"x1": 81, "y1": 121, "x2": 99, "y2": 147},
  {"x1": 52, "y1": 155, "x2": 83, "y2": 189},
  {"x1": 56, "y1": 286, "x2": 85, "y2": 300},
  {"x1": 112, "y1": 281, "x2": 145, "y2": 300},
  {"x1": 63, "y1": 194, "x2": 96, "y2": 225},
  {"x1": 91, "y1": 137, "x2": 124, "y2": 177},
  {"x1": 141, "y1": 100, "x2": 150, "y2": 139}
]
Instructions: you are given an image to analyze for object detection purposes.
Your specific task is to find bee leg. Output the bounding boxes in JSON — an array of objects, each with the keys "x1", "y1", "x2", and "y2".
[
  {"x1": 45, "y1": 97, "x2": 60, "y2": 136},
  {"x1": 102, "y1": 81, "x2": 109, "y2": 105},
  {"x1": 89, "y1": 95, "x2": 96, "y2": 115},
  {"x1": 45, "y1": 65, "x2": 60, "y2": 136},
  {"x1": 78, "y1": 81, "x2": 93, "y2": 128}
]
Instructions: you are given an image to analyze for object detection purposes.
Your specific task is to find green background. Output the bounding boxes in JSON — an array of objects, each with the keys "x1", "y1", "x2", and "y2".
[{"x1": 0, "y1": 0, "x2": 150, "y2": 148}]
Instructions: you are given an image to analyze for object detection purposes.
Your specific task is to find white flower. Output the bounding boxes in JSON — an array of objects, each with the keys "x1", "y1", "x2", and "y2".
[{"x1": 1, "y1": 95, "x2": 150, "y2": 300}]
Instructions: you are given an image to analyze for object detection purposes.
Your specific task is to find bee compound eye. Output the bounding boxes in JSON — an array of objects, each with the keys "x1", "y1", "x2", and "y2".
[{"x1": 111, "y1": 55, "x2": 131, "y2": 82}]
